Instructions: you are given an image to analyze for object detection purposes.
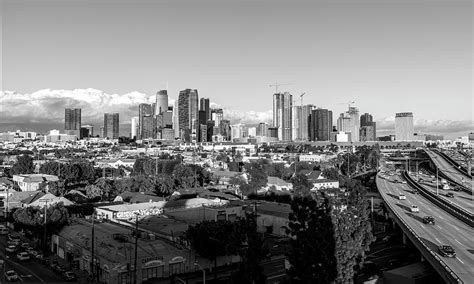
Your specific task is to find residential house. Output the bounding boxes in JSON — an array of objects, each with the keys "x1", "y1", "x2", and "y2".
[{"x1": 12, "y1": 174, "x2": 59, "y2": 192}]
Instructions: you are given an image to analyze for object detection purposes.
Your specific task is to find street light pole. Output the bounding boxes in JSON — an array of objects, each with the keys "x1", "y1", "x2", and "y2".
[{"x1": 194, "y1": 262, "x2": 206, "y2": 284}]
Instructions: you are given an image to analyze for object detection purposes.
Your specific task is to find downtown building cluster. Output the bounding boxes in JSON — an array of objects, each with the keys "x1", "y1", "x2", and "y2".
[
  {"x1": 267, "y1": 92, "x2": 378, "y2": 143},
  {"x1": 131, "y1": 89, "x2": 230, "y2": 143}
]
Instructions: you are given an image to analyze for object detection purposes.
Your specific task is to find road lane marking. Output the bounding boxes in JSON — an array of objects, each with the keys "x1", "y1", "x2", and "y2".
[
  {"x1": 436, "y1": 225, "x2": 442, "y2": 229},
  {"x1": 457, "y1": 258, "x2": 465, "y2": 264},
  {"x1": 434, "y1": 237, "x2": 441, "y2": 243},
  {"x1": 454, "y1": 239, "x2": 463, "y2": 246}
]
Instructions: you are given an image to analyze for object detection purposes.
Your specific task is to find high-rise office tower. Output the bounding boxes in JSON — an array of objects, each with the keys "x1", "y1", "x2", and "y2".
[
  {"x1": 292, "y1": 106, "x2": 301, "y2": 141},
  {"x1": 139, "y1": 103, "x2": 155, "y2": 139},
  {"x1": 155, "y1": 90, "x2": 168, "y2": 115},
  {"x1": 300, "y1": 105, "x2": 313, "y2": 141},
  {"x1": 211, "y1": 108, "x2": 223, "y2": 127},
  {"x1": 395, "y1": 112, "x2": 414, "y2": 141},
  {"x1": 273, "y1": 92, "x2": 293, "y2": 141},
  {"x1": 220, "y1": 120, "x2": 231, "y2": 141},
  {"x1": 231, "y1": 124, "x2": 245, "y2": 141},
  {"x1": 257, "y1": 123, "x2": 269, "y2": 137},
  {"x1": 81, "y1": 124, "x2": 94, "y2": 138},
  {"x1": 103, "y1": 113, "x2": 119, "y2": 139},
  {"x1": 200, "y1": 98, "x2": 210, "y2": 121},
  {"x1": 178, "y1": 89, "x2": 199, "y2": 142},
  {"x1": 337, "y1": 113, "x2": 351, "y2": 133},
  {"x1": 65, "y1": 108, "x2": 81, "y2": 138},
  {"x1": 360, "y1": 113, "x2": 376, "y2": 141},
  {"x1": 360, "y1": 113, "x2": 373, "y2": 127},
  {"x1": 348, "y1": 107, "x2": 360, "y2": 142},
  {"x1": 131, "y1": 116, "x2": 139, "y2": 139},
  {"x1": 310, "y1": 108, "x2": 333, "y2": 141}
]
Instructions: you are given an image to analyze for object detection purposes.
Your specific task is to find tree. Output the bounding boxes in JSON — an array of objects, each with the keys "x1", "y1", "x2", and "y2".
[
  {"x1": 10, "y1": 154, "x2": 35, "y2": 175},
  {"x1": 291, "y1": 173, "x2": 313, "y2": 196},
  {"x1": 154, "y1": 174, "x2": 175, "y2": 196},
  {"x1": 322, "y1": 167, "x2": 339, "y2": 181},
  {"x1": 333, "y1": 181, "x2": 375, "y2": 282},
  {"x1": 95, "y1": 178, "x2": 114, "y2": 200},
  {"x1": 85, "y1": 184, "x2": 103, "y2": 200},
  {"x1": 172, "y1": 164, "x2": 196, "y2": 189},
  {"x1": 48, "y1": 180, "x2": 66, "y2": 197},
  {"x1": 286, "y1": 195, "x2": 337, "y2": 283},
  {"x1": 233, "y1": 213, "x2": 269, "y2": 284}
]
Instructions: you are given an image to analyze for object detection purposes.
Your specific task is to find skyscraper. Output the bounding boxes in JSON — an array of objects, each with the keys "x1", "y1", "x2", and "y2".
[
  {"x1": 300, "y1": 105, "x2": 313, "y2": 141},
  {"x1": 310, "y1": 108, "x2": 333, "y2": 141},
  {"x1": 395, "y1": 112, "x2": 414, "y2": 141},
  {"x1": 178, "y1": 89, "x2": 199, "y2": 142},
  {"x1": 65, "y1": 108, "x2": 81, "y2": 137},
  {"x1": 155, "y1": 90, "x2": 168, "y2": 115},
  {"x1": 348, "y1": 107, "x2": 360, "y2": 142},
  {"x1": 273, "y1": 92, "x2": 292, "y2": 141},
  {"x1": 337, "y1": 113, "x2": 351, "y2": 133},
  {"x1": 360, "y1": 113, "x2": 377, "y2": 141},
  {"x1": 131, "y1": 116, "x2": 139, "y2": 139},
  {"x1": 291, "y1": 106, "x2": 301, "y2": 141},
  {"x1": 211, "y1": 108, "x2": 223, "y2": 127},
  {"x1": 200, "y1": 98, "x2": 210, "y2": 121},
  {"x1": 103, "y1": 113, "x2": 119, "y2": 139},
  {"x1": 139, "y1": 103, "x2": 155, "y2": 139},
  {"x1": 257, "y1": 123, "x2": 269, "y2": 137}
]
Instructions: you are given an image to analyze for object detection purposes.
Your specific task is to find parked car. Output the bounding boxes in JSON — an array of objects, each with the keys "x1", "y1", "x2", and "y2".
[
  {"x1": 16, "y1": 252, "x2": 30, "y2": 261},
  {"x1": 410, "y1": 205, "x2": 419, "y2": 213},
  {"x1": 62, "y1": 271, "x2": 78, "y2": 282},
  {"x1": 422, "y1": 216, "x2": 435, "y2": 225},
  {"x1": 28, "y1": 250, "x2": 38, "y2": 257},
  {"x1": 8, "y1": 239, "x2": 21, "y2": 246},
  {"x1": 439, "y1": 245, "x2": 456, "y2": 257},
  {"x1": 35, "y1": 252, "x2": 44, "y2": 261},
  {"x1": 0, "y1": 227, "x2": 9, "y2": 235},
  {"x1": 5, "y1": 245, "x2": 17, "y2": 253},
  {"x1": 5, "y1": 270, "x2": 19, "y2": 281}
]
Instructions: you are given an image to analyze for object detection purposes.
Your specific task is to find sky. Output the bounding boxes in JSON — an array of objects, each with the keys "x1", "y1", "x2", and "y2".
[{"x1": 0, "y1": 0, "x2": 472, "y2": 138}]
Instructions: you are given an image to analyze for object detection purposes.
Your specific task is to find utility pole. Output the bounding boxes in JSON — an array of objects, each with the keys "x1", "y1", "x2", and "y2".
[
  {"x1": 134, "y1": 214, "x2": 139, "y2": 284},
  {"x1": 39, "y1": 198, "x2": 51, "y2": 253},
  {"x1": 91, "y1": 211, "x2": 95, "y2": 281}
]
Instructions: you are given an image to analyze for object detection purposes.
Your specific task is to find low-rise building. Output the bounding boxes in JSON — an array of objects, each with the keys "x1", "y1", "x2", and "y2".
[{"x1": 12, "y1": 174, "x2": 59, "y2": 192}]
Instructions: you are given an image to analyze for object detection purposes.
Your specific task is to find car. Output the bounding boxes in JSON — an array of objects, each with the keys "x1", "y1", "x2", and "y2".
[
  {"x1": 28, "y1": 250, "x2": 38, "y2": 257},
  {"x1": 8, "y1": 239, "x2": 21, "y2": 246},
  {"x1": 439, "y1": 245, "x2": 456, "y2": 257},
  {"x1": 21, "y1": 242, "x2": 31, "y2": 249},
  {"x1": 48, "y1": 259, "x2": 59, "y2": 269},
  {"x1": 35, "y1": 252, "x2": 44, "y2": 261},
  {"x1": 62, "y1": 271, "x2": 78, "y2": 282},
  {"x1": 452, "y1": 186, "x2": 461, "y2": 192},
  {"x1": 54, "y1": 265, "x2": 67, "y2": 275},
  {"x1": 411, "y1": 190, "x2": 418, "y2": 194},
  {"x1": 16, "y1": 252, "x2": 30, "y2": 261},
  {"x1": 5, "y1": 245, "x2": 17, "y2": 253},
  {"x1": 446, "y1": 193, "x2": 455, "y2": 198},
  {"x1": 422, "y1": 216, "x2": 435, "y2": 224},
  {"x1": 410, "y1": 205, "x2": 419, "y2": 213},
  {"x1": 398, "y1": 194, "x2": 406, "y2": 200},
  {"x1": 401, "y1": 180, "x2": 407, "y2": 184},
  {"x1": 0, "y1": 227, "x2": 9, "y2": 235},
  {"x1": 5, "y1": 270, "x2": 19, "y2": 281}
]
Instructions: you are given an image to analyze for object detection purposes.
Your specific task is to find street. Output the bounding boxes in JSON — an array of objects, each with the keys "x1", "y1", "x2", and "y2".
[{"x1": 0, "y1": 234, "x2": 64, "y2": 283}]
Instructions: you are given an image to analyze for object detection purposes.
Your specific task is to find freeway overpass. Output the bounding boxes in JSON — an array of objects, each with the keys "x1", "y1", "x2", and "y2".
[
  {"x1": 376, "y1": 173, "x2": 474, "y2": 283},
  {"x1": 425, "y1": 149, "x2": 472, "y2": 191}
]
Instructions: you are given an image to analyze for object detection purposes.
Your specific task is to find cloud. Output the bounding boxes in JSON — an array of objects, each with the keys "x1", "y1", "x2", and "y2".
[
  {"x1": 0, "y1": 89, "x2": 154, "y2": 125},
  {"x1": 376, "y1": 116, "x2": 473, "y2": 139},
  {"x1": 0, "y1": 89, "x2": 471, "y2": 139}
]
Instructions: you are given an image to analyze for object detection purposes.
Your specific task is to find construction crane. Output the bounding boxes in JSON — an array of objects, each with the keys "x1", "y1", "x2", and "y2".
[
  {"x1": 269, "y1": 82, "x2": 293, "y2": 94},
  {"x1": 300, "y1": 92, "x2": 306, "y2": 106},
  {"x1": 338, "y1": 101, "x2": 356, "y2": 109}
]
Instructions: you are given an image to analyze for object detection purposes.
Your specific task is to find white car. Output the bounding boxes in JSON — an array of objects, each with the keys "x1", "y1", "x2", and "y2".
[
  {"x1": 398, "y1": 194, "x2": 406, "y2": 200},
  {"x1": 5, "y1": 270, "x2": 19, "y2": 281},
  {"x1": 5, "y1": 245, "x2": 17, "y2": 253},
  {"x1": 16, "y1": 252, "x2": 30, "y2": 261},
  {"x1": 411, "y1": 205, "x2": 420, "y2": 213}
]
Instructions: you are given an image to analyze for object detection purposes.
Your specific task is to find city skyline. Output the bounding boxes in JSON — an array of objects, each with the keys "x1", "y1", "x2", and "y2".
[{"x1": 0, "y1": 0, "x2": 471, "y2": 140}]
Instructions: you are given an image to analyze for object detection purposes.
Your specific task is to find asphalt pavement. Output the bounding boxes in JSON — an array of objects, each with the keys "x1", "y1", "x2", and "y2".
[
  {"x1": 0, "y1": 234, "x2": 65, "y2": 283},
  {"x1": 377, "y1": 173, "x2": 474, "y2": 283},
  {"x1": 426, "y1": 149, "x2": 472, "y2": 190}
]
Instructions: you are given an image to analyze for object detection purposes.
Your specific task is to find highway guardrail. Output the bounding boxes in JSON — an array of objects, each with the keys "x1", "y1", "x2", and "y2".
[
  {"x1": 402, "y1": 171, "x2": 473, "y2": 227},
  {"x1": 376, "y1": 177, "x2": 463, "y2": 284}
]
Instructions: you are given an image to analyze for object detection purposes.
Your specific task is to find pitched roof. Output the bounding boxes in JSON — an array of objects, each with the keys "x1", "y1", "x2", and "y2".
[
  {"x1": 21, "y1": 191, "x2": 46, "y2": 204},
  {"x1": 119, "y1": 191, "x2": 165, "y2": 203},
  {"x1": 267, "y1": 176, "x2": 291, "y2": 187}
]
